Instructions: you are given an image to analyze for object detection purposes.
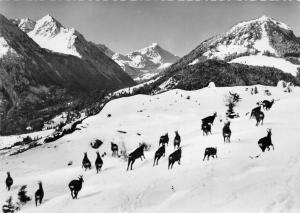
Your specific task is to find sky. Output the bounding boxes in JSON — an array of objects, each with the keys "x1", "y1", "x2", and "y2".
[{"x1": 0, "y1": 1, "x2": 300, "y2": 57}]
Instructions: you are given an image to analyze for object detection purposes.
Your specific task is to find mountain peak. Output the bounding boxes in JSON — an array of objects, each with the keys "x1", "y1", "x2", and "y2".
[
  {"x1": 40, "y1": 14, "x2": 56, "y2": 22},
  {"x1": 258, "y1": 15, "x2": 271, "y2": 21},
  {"x1": 150, "y1": 42, "x2": 159, "y2": 48},
  {"x1": 33, "y1": 14, "x2": 63, "y2": 31}
]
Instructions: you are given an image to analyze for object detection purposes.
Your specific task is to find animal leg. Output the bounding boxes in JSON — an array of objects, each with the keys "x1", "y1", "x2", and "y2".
[
  {"x1": 127, "y1": 159, "x2": 131, "y2": 171},
  {"x1": 131, "y1": 159, "x2": 135, "y2": 170}
]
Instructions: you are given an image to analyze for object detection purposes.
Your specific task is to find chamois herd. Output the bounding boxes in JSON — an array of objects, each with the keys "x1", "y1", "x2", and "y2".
[{"x1": 3, "y1": 98, "x2": 275, "y2": 203}]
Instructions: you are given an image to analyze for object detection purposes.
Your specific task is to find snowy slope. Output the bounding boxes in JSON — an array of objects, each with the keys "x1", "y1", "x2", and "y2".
[
  {"x1": 112, "y1": 43, "x2": 179, "y2": 82},
  {"x1": 1, "y1": 84, "x2": 300, "y2": 212},
  {"x1": 230, "y1": 55, "x2": 300, "y2": 76}
]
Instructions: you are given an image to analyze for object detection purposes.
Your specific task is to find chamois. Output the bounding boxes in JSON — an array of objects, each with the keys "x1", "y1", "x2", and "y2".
[
  {"x1": 222, "y1": 121, "x2": 231, "y2": 143},
  {"x1": 95, "y1": 151, "x2": 103, "y2": 173},
  {"x1": 258, "y1": 129, "x2": 274, "y2": 152},
  {"x1": 168, "y1": 147, "x2": 182, "y2": 169},
  {"x1": 111, "y1": 142, "x2": 119, "y2": 157},
  {"x1": 68, "y1": 176, "x2": 84, "y2": 199},
  {"x1": 262, "y1": 99, "x2": 274, "y2": 111},
  {"x1": 5, "y1": 172, "x2": 13, "y2": 191},
  {"x1": 201, "y1": 123, "x2": 211, "y2": 136},
  {"x1": 250, "y1": 105, "x2": 261, "y2": 119},
  {"x1": 159, "y1": 133, "x2": 169, "y2": 146},
  {"x1": 82, "y1": 152, "x2": 91, "y2": 170},
  {"x1": 153, "y1": 144, "x2": 165, "y2": 166},
  {"x1": 203, "y1": 147, "x2": 217, "y2": 161},
  {"x1": 127, "y1": 144, "x2": 146, "y2": 171},
  {"x1": 35, "y1": 181, "x2": 44, "y2": 206},
  {"x1": 202, "y1": 112, "x2": 217, "y2": 126},
  {"x1": 254, "y1": 111, "x2": 265, "y2": 126},
  {"x1": 173, "y1": 131, "x2": 181, "y2": 149}
]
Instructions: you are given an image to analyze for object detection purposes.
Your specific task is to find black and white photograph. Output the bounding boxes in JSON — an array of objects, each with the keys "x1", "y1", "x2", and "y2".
[{"x1": 0, "y1": 0, "x2": 300, "y2": 212}]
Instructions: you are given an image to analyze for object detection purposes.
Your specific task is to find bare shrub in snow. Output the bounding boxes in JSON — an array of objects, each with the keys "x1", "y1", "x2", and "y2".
[
  {"x1": 17, "y1": 185, "x2": 31, "y2": 208},
  {"x1": 224, "y1": 92, "x2": 241, "y2": 118},
  {"x1": 2, "y1": 197, "x2": 16, "y2": 213},
  {"x1": 119, "y1": 141, "x2": 128, "y2": 160}
]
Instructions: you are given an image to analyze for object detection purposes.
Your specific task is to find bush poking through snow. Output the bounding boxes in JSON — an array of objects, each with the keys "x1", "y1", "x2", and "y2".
[
  {"x1": 251, "y1": 86, "x2": 259, "y2": 95},
  {"x1": 264, "y1": 89, "x2": 272, "y2": 96},
  {"x1": 2, "y1": 197, "x2": 16, "y2": 213},
  {"x1": 224, "y1": 92, "x2": 241, "y2": 118},
  {"x1": 17, "y1": 185, "x2": 31, "y2": 206},
  {"x1": 119, "y1": 141, "x2": 128, "y2": 160},
  {"x1": 90, "y1": 139, "x2": 103, "y2": 149}
]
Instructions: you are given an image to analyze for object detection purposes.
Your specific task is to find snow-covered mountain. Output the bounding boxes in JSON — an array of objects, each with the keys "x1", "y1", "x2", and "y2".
[
  {"x1": 181, "y1": 15, "x2": 300, "y2": 76},
  {"x1": 0, "y1": 13, "x2": 134, "y2": 135},
  {"x1": 25, "y1": 14, "x2": 81, "y2": 57},
  {"x1": 11, "y1": 18, "x2": 36, "y2": 33},
  {"x1": 112, "y1": 43, "x2": 180, "y2": 82},
  {"x1": 1, "y1": 83, "x2": 300, "y2": 212},
  {"x1": 14, "y1": 15, "x2": 179, "y2": 82}
]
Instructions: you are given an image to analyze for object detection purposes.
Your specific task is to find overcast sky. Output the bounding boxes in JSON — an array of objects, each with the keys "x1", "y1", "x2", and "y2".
[{"x1": 1, "y1": 1, "x2": 299, "y2": 57}]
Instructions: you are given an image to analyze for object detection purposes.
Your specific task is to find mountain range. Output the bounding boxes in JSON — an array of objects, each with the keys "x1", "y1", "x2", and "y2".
[
  {"x1": 0, "y1": 14, "x2": 134, "y2": 135},
  {"x1": 176, "y1": 15, "x2": 300, "y2": 76},
  {"x1": 1, "y1": 14, "x2": 300, "y2": 135},
  {"x1": 138, "y1": 15, "x2": 300, "y2": 93},
  {"x1": 111, "y1": 43, "x2": 180, "y2": 82}
]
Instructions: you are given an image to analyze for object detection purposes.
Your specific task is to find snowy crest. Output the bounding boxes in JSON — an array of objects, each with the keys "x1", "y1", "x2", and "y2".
[{"x1": 27, "y1": 14, "x2": 81, "y2": 57}]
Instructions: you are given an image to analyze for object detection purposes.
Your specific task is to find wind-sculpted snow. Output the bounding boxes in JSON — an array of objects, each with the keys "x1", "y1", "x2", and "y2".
[{"x1": 1, "y1": 85, "x2": 300, "y2": 212}]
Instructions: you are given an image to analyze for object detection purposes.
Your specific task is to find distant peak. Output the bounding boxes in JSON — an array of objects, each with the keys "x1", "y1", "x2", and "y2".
[
  {"x1": 151, "y1": 42, "x2": 159, "y2": 47},
  {"x1": 258, "y1": 15, "x2": 271, "y2": 21},
  {"x1": 42, "y1": 14, "x2": 54, "y2": 21},
  {"x1": 37, "y1": 14, "x2": 61, "y2": 26}
]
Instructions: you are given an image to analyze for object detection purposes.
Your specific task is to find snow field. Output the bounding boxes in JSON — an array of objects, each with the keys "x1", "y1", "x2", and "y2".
[{"x1": 0, "y1": 85, "x2": 300, "y2": 213}]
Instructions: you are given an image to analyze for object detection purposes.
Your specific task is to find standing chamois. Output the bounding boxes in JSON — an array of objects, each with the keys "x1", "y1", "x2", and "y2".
[
  {"x1": 262, "y1": 99, "x2": 274, "y2": 111},
  {"x1": 250, "y1": 105, "x2": 261, "y2": 119},
  {"x1": 159, "y1": 133, "x2": 169, "y2": 146},
  {"x1": 254, "y1": 111, "x2": 265, "y2": 126},
  {"x1": 201, "y1": 123, "x2": 211, "y2": 136},
  {"x1": 127, "y1": 144, "x2": 146, "y2": 170},
  {"x1": 202, "y1": 112, "x2": 217, "y2": 126},
  {"x1": 153, "y1": 144, "x2": 165, "y2": 166},
  {"x1": 68, "y1": 176, "x2": 84, "y2": 199},
  {"x1": 173, "y1": 131, "x2": 181, "y2": 149},
  {"x1": 82, "y1": 152, "x2": 91, "y2": 170},
  {"x1": 111, "y1": 142, "x2": 119, "y2": 157},
  {"x1": 258, "y1": 129, "x2": 274, "y2": 152},
  {"x1": 35, "y1": 181, "x2": 44, "y2": 206},
  {"x1": 222, "y1": 121, "x2": 231, "y2": 143},
  {"x1": 168, "y1": 147, "x2": 182, "y2": 169},
  {"x1": 95, "y1": 151, "x2": 103, "y2": 173},
  {"x1": 5, "y1": 172, "x2": 13, "y2": 191},
  {"x1": 203, "y1": 147, "x2": 217, "y2": 161}
]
